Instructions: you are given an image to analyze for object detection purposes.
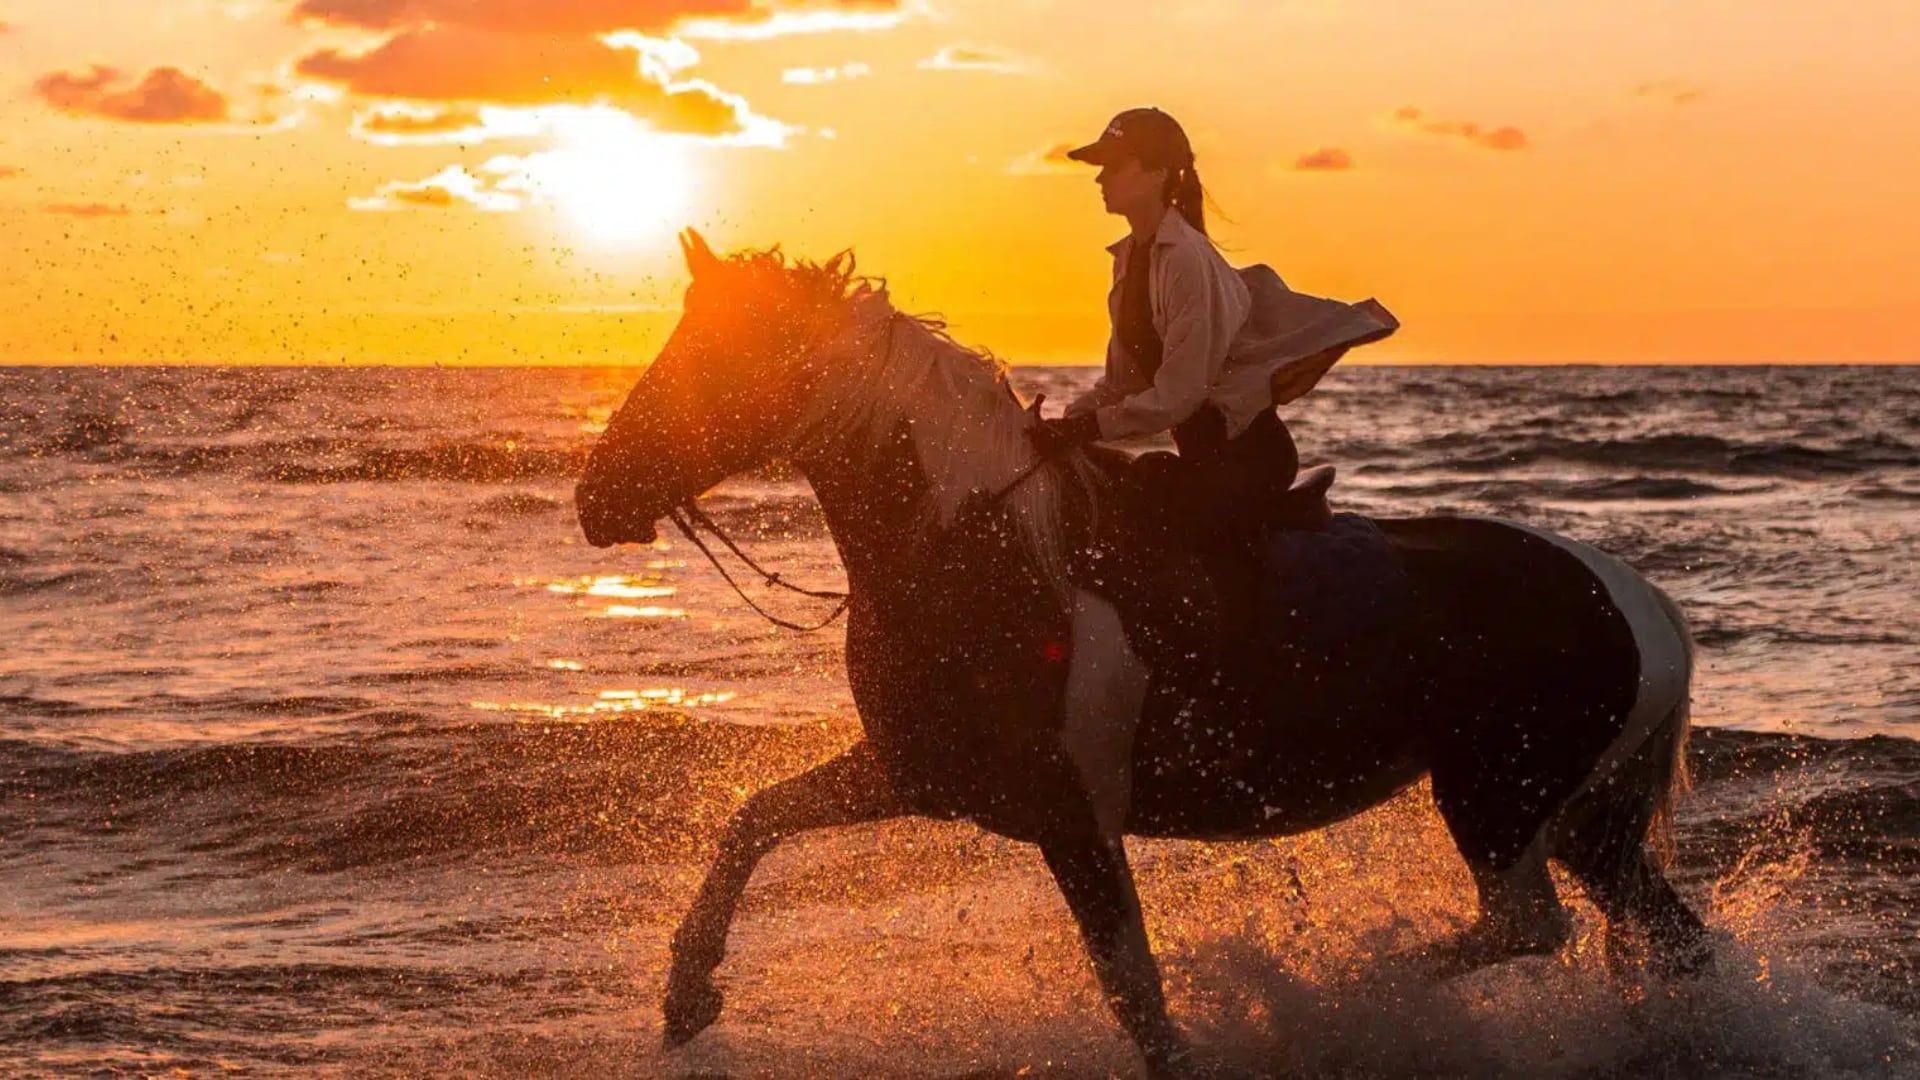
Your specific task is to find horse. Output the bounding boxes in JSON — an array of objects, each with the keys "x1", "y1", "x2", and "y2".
[{"x1": 574, "y1": 230, "x2": 1712, "y2": 1077}]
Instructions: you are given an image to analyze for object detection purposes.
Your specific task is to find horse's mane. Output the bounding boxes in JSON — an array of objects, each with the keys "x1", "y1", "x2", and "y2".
[
  {"x1": 716, "y1": 244, "x2": 1010, "y2": 378},
  {"x1": 716, "y1": 244, "x2": 1089, "y2": 602}
]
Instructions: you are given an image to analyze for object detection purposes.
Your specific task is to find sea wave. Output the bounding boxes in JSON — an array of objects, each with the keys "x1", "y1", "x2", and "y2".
[
  {"x1": 0, "y1": 716, "x2": 847, "y2": 873},
  {"x1": 1376, "y1": 475, "x2": 1767, "y2": 502},
  {"x1": 1428, "y1": 433, "x2": 1919, "y2": 476},
  {"x1": 2, "y1": 726, "x2": 1912, "y2": 876},
  {"x1": 259, "y1": 444, "x2": 587, "y2": 484}
]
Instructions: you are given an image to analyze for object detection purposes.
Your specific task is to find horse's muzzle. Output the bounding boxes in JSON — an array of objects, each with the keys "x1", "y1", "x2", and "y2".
[
  {"x1": 575, "y1": 481, "x2": 661, "y2": 547},
  {"x1": 594, "y1": 520, "x2": 657, "y2": 547}
]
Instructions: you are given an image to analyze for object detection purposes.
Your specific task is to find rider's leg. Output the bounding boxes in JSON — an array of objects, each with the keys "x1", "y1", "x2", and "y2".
[
  {"x1": 1171, "y1": 406, "x2": 1301, "y2": 647},
  {"x1": 1104, "y1": 452, "x2": 1223, "y2": 692}
]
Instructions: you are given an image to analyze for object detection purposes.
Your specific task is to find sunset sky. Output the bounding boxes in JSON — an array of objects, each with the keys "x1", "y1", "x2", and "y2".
[{"x1": 2, "y1": 0, "x2": 1915, "y2": 365}]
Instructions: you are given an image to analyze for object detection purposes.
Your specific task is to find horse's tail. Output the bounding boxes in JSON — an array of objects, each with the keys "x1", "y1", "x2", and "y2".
[{"x1": 1645, "y1": 584, "x2": 1695, "y2": 867}]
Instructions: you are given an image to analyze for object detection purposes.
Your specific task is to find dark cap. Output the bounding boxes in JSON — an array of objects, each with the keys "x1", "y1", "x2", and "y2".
[{"x1": 1066, "y1": 107, "x2": 1193, "y2": 169}]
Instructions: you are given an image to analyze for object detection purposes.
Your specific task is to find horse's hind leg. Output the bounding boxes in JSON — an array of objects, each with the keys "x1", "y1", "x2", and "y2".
[
  {"x1": 1572, "y1": 848, "x2": 1711, "y2": 976},
  {"x1": 664, "y1": 742, "x2": 903, "y2": 1046},
  {"x1": 1553, "y1": 701, "x2": 1712, "y2": 976}
]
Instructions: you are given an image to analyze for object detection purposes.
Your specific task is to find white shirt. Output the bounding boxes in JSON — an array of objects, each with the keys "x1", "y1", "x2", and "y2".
[{"x1": 1066, "y1": 210, "x2": 1401, "y2": 441}]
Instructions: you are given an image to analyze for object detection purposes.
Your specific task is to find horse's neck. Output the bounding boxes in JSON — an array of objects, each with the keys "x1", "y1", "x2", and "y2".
[{"x1": 796, "y1": 305, "x2": 1078, "y2": 598}]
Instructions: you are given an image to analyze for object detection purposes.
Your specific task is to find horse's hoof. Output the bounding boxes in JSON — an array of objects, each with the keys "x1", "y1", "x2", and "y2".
[
  {"x1": 662, "y1": 972, "x2": 724, "y2": 1048},
  {"x1": 1147, "y1": 1040, "x2": 1250, "y2": 1080},
  {"x1": 1384, "y1": 916, "x2": 1570, "y2": 984}
]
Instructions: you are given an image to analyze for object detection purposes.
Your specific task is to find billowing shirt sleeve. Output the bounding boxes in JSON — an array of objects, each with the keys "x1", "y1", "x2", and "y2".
[{"x1": 1093, "y1": 243, "x2": 1247, "y2": 440}]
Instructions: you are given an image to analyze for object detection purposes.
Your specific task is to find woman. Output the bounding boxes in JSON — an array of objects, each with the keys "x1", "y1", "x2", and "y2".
[
  {"x1": 1023, "y1": 106, "x2": 1321, "y2": 695},
  {"x1": 1031, "y1": 106, "x2": 1301, "y2": 539}
]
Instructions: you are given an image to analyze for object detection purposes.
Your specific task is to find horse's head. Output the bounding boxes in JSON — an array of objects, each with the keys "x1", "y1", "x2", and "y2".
[{"x1": 576, "y1": 229, "x2": 864, "y2": 546}]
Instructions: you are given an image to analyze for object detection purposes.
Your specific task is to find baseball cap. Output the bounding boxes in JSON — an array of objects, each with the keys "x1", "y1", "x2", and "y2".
[{"x1": 1065, "y1": 107, "x2": 1193, "y2": 169}]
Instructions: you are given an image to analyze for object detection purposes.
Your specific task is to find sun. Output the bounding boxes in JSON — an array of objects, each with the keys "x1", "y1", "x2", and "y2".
[{"x1": 517, "y1": 110, "x2": 695, "y2": 248}]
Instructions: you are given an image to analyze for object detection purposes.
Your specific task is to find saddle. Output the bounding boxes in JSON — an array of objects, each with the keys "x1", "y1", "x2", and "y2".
[
  {"x1": 1270, "y1": 464, "x2": 1336, "y2": 532},
  {"x1": 1063, "y1": 456, "x2": 1338, "y2": 685}
]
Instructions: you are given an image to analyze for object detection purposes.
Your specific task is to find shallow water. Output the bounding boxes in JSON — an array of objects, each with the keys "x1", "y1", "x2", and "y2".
[{"x1": 1, "y1": 365, "x2": 1916, "y2": 1076}]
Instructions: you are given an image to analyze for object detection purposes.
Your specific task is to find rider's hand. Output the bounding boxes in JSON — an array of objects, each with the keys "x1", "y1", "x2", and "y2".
[{"x1": 1029, "y1": 412, "x2": 1102, "y2": 456}]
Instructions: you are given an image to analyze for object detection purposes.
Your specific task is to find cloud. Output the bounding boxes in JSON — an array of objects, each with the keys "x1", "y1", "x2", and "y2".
[
  {"x1": 352, "y1": 104, "x2": 491, "y2": 144},
  {"x1": 348, "y1": 165, "x2": 524, "y2": 211},
  {"x1": 1391, "y1": 105, "x2": 1528, "y2": 151},
  {"x1": 677, "y1": 4, "x2": 917, "y2": 40},
  {"x1": 0, "y1": 166, "x2": 21, "y2": 180},
  {"x1": 781, "y1": 62, "x2": 870, "y2": 84},
  {"x1": 917, "y1": 44, "x2": 1035, "y2": 75},
  {"x1": 290, "y1": 0, "x2": 737, "y2": 32},
  {"x1": 45, "y1": 202, "x2": 138, "y2": 217},
  {"x1": 291, "y1": 3, "x2": 902, "y2": 145},
  {"x1": 291, "y1": 0, "x2": 913, "y2": 37},
  {"x1": 296, "y1": 25, "x2": 753, "y2": 136},
  {"x1": 35, "y1": 65, "x2": 230, "y2": 124},
  {"x1": 1006, "y1": 142, "x2": 1079, "y2": 176},
  {"x1": 1292, "y1": 147, "x2": 1353, "y2": 171},
  {"x1": 1633, "y1": 78, "x2": 1707, "y2": 106}
]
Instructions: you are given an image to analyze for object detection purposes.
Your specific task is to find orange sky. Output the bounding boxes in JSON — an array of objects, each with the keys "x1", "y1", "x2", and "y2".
[{"x1": 2, "y1": 0, "x2": 1916, "y2": 364}]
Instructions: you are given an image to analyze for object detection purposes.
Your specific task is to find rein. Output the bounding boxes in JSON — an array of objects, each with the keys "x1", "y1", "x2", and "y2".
[
  {"x1": 667, "y1": 503, "x2": 851, "y2": 633},
  {"x1": 667, "y1": 453, "x2": 1059, "y2": 634}
]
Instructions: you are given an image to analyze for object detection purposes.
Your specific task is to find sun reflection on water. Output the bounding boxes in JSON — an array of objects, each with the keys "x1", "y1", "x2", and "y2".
[
  {"x1": 601, "y1": 604, "x2": 686, "y2": 619},
  {"x1": 517, "y1": 574, "x2": 686, "y2": 618},
  {"x1": 537, "y1": 574, "x2": 677, "y2": 599},
  {"x1": 469, "y1": 686, "x2": 736, "y2": 721}
]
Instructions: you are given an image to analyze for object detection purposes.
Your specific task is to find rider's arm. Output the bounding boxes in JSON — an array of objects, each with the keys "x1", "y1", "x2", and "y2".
[
  {"x1": 1093, "y1": 243, "x2": 1247, "y2": 440},
  {"x1": 1063, "y1": 334, "x2": 1135, "y2": 419}
]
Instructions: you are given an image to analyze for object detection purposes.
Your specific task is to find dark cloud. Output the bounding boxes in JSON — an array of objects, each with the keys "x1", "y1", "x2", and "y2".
[
  {"x1": 388, "y1": 184, "x2": 456, "y2": 208},
  {"x1": 45, "y1": 202, "x2": 135, "y2": 217},
  {"x1": 357, "y1": 105, "x2": 486, "y2": 136},
  {"x1": 295, "y1": 26, "x2": 744, "y2": 134},
  {"x1": 290, "y1": 1, "x2": 906, "y2": 140},
  {"x1": 1293, "y1": 147, "x2": 1353, "y2": 171},
  {"x1": 1474, "y1": 126, "x2": 1527, "y2": 150},
  {"x1": 1392, "y1": 105, "x2": 1528, "y2": 151},
  {"x1": 289, "y1": 0, "x2": 898, "y2": 35},
  {"x1": 35, "y1": 65, "x2": 231, "y2": 124},
  {"x1": 1633, "y1": 79, "x2": 1707, "y2": 106}
]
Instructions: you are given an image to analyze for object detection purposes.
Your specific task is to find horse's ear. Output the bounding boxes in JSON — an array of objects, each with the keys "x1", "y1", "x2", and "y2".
[{"x1": 679, "y1": 228, "x2": 720, "y2": 278}]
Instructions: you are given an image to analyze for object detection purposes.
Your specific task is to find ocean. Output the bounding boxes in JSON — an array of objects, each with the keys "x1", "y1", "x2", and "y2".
[{"x1": 2, "y1": 364, "x2": 1916, "y2": 1077}]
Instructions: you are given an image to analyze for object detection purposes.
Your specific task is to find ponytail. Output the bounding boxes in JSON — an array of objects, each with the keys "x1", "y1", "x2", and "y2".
[{"x1": 1165, "y1": 162, "x2": 1207, "y2": 236}]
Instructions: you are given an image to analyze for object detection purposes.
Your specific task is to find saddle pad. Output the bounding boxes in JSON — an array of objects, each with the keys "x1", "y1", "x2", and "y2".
[{"x1": 1259, "y1": 513, "x2": 1408, "y2": 649}]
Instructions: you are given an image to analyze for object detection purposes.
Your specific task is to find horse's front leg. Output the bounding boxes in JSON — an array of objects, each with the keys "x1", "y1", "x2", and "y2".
[
  {"x1": 1040, "y1": 824, "x2": 1189, "y2": 1078},
  {"x1": 664, "y1": 741, "x2": 902, "y2": 1046}
]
